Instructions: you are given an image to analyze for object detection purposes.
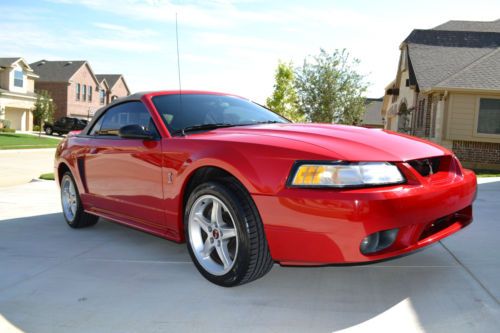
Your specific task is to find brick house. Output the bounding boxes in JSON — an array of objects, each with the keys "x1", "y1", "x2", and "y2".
[
  {"x1": 30, "y1": 60, "x2": 130, "y2": 120},
  {"x1": 0, "y1": 57, "x2": 39, "y2": 131},
  {"x1": 96, "y1": 74, "x2": 130, "y2": 105},
  {"x1": 381, "y1": 19, "x2": 500, "y2": 170}
]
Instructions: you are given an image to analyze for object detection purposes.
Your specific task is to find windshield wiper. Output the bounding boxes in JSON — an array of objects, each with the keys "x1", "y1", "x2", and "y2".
[
  {"x1": 237, "y1": 120, "x2": 285, "y2": 126},
  {"x1": 173, "y1": 123, "x2": 235, "y2": 136},
  {"x1": 251, "y1": 120, "x2": 284, "y2": 124}
]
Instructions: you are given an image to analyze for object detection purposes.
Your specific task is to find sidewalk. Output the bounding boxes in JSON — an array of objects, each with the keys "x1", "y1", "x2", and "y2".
[
  {"x1": 16, "y1": 131, "x2": 65, "y2": 140},
  {"x1": 0, "y1": 148, "x2": 55, "y2": 187}
]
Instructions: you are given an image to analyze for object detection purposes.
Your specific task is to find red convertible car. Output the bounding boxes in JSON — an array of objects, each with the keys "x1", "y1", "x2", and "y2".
[{"x1": 55, "y1": 91, "x2": 477, "y2": 286}]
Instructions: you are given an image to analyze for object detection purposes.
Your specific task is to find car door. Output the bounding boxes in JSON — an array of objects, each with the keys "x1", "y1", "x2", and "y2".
[
  {"x1": 64, "y1": 118, "x2": 76, "y2": 132},
  {"x1": 84, "y1": 101, "x2": 166, "y2": 232},
  {"x1": 54, "y1": 117, "x2": 66, "y2": 132}
]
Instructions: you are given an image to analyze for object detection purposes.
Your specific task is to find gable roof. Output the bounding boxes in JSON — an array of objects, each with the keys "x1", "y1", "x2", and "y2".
[
  {"x1": 433, "y1": 19, "x2": 500, "y2": 33},
  {"x1": 95, "y1": 74, "x2": 121, "y2": 88},
  {"x1": 96, "y1": 74, "x2": 130, "y2": 94},
  {"x1": 407, "y1": 44, "x2": 495, "y2": 90},
  {"x1": 403, "y1": 19, "x2": 500, "y2": 92},
  {"x1": 0, "y1": 57, "x2": 22, "y2": 68},
  {"x1": 436, "y1": 48, "x2": 500, "y2": 90},
  {"x1": 30, "y1": 60, "x2": 98, "y2": 84},
  {"x1": 405, "y1": 29, "x2": 500, "y2": 48},
  {"x1": 0, "y1": 57, "x2": 38, "y2": 76},
  {"x1": 96, "y1": 77, "x2": 110, "y2": 90}
]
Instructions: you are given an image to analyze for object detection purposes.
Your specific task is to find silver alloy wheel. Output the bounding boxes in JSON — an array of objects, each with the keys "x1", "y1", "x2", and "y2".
[
  {"x1": 61, "y1": 175, "x2": 78, "y2": 222},
  {"x1": 188, "y1": 194, "x2": 239, "y2": 276}
]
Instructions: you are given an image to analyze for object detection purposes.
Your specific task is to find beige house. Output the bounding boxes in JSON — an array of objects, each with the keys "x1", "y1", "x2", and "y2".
[
  {"x1": 0, "y1": 58, "x2": 39, "y2": 131},
  {"x1": 362, "y1": 98, "x2": 384, "y2": 128},
  {"x1": 382, "y1": 19, "x2": 500, "y2": 170}
]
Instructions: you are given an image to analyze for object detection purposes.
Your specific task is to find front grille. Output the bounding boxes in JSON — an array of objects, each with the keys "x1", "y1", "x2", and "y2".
[{"x1": 408, "y1": 157, "x2": 441, "y2": 177}]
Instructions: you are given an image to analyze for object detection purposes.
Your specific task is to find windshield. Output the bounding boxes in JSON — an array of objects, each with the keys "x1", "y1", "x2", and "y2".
[{"x1": 152, "y1": 94, "x2": 289, "y2": 135}]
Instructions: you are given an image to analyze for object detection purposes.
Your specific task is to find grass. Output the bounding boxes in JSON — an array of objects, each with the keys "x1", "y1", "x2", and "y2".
[
  {"x1": 39, "y1": 172, "x2": 55, "y2": 180},
  {"x1": 0, "y1": 133, "x2": 60, "y2": 149},
  {"x1": 474, "y1": 170, "x2": 500, "y2": 178}
]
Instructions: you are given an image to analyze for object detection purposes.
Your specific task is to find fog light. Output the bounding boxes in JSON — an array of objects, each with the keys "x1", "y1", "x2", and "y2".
[{"x1": 360, "y1": 228, "x2": 399, "y2": 254}]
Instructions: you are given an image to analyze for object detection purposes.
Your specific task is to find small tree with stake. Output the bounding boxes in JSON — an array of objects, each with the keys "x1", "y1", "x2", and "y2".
[
  {"x1": 295, "y1": 49, "x2": 368, "y2": 125},
  {"x1": 266, "y1": 61, "x2": 304, "y2": 122},
  {"x1": 33, "y1": 90, "x2": 56, "y2": 136}
]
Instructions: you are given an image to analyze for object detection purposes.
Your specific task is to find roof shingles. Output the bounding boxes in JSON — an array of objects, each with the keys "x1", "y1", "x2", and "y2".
[
  {"x1": 405, "y1": 19, "x2": 500, "y2": 91},
  {"x1": 30, "y1": 60, "x2": 87, "y2": 82},
  {"x1": 95, "y1": 74, "x2": 122, "y2": 88}
]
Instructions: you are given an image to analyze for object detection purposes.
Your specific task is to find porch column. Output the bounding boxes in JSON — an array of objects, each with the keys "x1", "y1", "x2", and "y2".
[
  {"x1": 0, "y1": 101, "x2": 4, "y2": 120},
  {"x1": 435, "y1": 95, "x2": 445, "y2": 142}
]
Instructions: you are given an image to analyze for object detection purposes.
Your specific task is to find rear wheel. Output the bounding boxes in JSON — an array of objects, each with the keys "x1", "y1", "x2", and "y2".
[
  {"x1": 60, "y1": 172, "x2": 98, "y2": 228},
  {"x1": 45, "y1": 126, "x2": 53, "y2": 135},
  {"x1": 185, "y1": 180, "x2": 273, "y2": 287}
]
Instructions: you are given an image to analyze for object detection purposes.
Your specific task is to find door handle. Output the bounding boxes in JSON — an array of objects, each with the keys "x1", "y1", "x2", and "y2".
[{"x1": 89, "y1": 147, "x2": 98, "y2": 154}]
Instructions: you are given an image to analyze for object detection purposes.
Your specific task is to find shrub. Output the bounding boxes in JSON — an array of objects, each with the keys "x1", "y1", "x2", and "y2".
[
  {"x1": 0, "y1": 119, "x2": 11, "y2": 129},
  {"x1": 33, "y1": 125, "x2": 41, "y2": 132},
  {"x1": 0, "y1": 128, "x2": 16, "y2": 133}
]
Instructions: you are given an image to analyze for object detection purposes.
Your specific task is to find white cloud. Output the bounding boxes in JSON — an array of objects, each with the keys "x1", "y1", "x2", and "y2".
[
  {"x1": 82, "y1": 38, "x2": 163, "y2": 52},
  {"x1": 92, "y1": 22, "x2": 159, "y2": 38},
  {"x1": 22, "y1": 0, "x2": 500, "y2": 100}
]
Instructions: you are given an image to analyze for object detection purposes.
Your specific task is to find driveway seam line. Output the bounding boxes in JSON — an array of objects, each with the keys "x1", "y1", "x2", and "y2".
[{"x1": 439, "y1": 240, "x2": 500, "y2": 306}]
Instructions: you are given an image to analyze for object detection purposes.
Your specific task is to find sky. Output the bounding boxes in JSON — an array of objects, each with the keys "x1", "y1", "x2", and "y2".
[{"x1": 1, "y1": 0, "x2": 500, "y2": 103}]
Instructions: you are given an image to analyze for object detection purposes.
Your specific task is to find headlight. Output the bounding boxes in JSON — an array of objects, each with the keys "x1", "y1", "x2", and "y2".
[{"x1": 289, "y1": 162, "x2": 405, "y2": 187}]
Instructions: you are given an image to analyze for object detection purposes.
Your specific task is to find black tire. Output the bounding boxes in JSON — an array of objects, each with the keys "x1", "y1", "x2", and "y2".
[
  {"x1": 184, "y1": 180, "x2": 273, "y2": 287},
  {"x1": 60, "y1": 171, "x2": 99, "y2": 228},
  {"x1": 45, "y1": 126, "x2": 53, "y2": 135}
]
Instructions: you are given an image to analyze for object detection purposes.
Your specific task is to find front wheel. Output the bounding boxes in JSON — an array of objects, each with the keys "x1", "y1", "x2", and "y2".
[
  {"x1": 45, "y1": 126, "x2": 53, "y2": 135},
  {"x1": 185, "y1": 180, "x2": 273, "y2": 287},
  {"x1": 60, "y1": 172, "x2": 99, "y2": 228}
]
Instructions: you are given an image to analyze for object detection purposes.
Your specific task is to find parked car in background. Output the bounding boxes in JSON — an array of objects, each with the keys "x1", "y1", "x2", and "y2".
[
  {"x1": 54, "y1": 91, "x2": 477, "y2": 287},
  {"x1": 44, "y1": 117, "x2": 88, "y2": 136}
]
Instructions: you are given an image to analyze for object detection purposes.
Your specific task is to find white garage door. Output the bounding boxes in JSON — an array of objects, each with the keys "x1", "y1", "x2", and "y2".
[{"x1": 4, "y1": 108, "x2": 26, "y2": 131}]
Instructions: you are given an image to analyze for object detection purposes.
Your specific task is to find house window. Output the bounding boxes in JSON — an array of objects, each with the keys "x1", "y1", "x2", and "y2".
[
  {"x1": 14, "y1": 70, "x2": 23, "y2": 88},
  {"x1": 89, "y1": 86, "x2": 92, "y2": 102},
  {"x1": 99, "y1": 89, "x2": 105, "y2": 105},
  {"x1": 478, "y1": 99, "x2": 500, "y2": 135},
  {"x1": 82, "y1": 84, "x2": 87, "y2": 102},
  {"x1": 417, "y1": 99, "x2": 425, "y2": 127},
  {"x1": 76, "y1": 83, "x2": 81, "y2": 101}
]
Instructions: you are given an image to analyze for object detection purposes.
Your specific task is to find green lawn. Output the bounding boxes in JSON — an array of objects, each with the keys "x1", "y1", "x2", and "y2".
[
  {"x1": 39, "y1": 172, "x2": 55, "y2": 180},
  {"x1": 0, "y1": 133, "x2": 60, "y2": 149},
  {"x1": 474, "y1": 170, "x2": 500, "y2": 178}
]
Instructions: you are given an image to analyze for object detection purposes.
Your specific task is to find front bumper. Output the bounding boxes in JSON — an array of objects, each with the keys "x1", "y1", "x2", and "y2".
[{"x1": 253, "y1": 163, "x2": 477, "y2": 265}]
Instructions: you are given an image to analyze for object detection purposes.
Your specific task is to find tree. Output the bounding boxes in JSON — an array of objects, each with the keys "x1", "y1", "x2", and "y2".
[
  {"x1": 33, "y1": 90, "x2": 56, "y2": 135},
  {"x1": 294, "y1": 49, "x2": 367, "y2": 124},
  {"x1": 266, "y1": 61, "x2": 304, "y2": 122}
]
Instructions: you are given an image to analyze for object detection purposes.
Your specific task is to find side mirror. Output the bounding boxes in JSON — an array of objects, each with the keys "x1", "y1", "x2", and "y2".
[{"x1": 118, "y1": 124, "x2": 155, "y2": 140}]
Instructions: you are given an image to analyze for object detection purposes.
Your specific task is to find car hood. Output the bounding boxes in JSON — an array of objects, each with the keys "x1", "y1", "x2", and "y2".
[{"x1": 188, "y1": 123, "x2": 448, "y2": 162}]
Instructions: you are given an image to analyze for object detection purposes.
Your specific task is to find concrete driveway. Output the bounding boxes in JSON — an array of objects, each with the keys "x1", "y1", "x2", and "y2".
[
  {"x1": 0, "y1": 179, "x2": 499, "y2": 333},
  {"x1": 0, "y1": 149, "x2": 56, "y2": 187}
]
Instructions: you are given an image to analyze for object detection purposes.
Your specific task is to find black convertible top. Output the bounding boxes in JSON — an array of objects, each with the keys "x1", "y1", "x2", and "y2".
[{"x1": 81, "y1": 91, "x2": 155, "y2": 135}]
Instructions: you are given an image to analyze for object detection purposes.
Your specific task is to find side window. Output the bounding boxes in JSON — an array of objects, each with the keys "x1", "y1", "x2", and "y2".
[{"x1": 88, "y1": 101, "x2": 159, "y2": 137}]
